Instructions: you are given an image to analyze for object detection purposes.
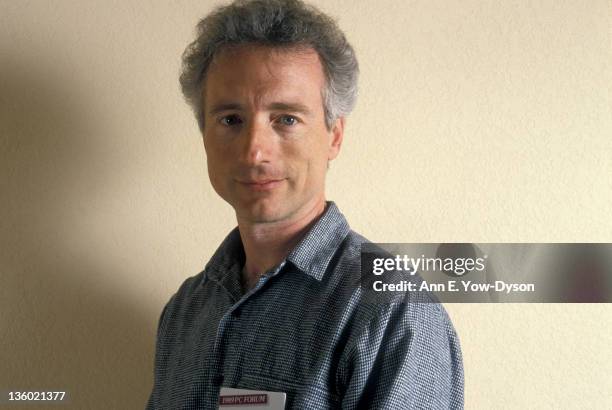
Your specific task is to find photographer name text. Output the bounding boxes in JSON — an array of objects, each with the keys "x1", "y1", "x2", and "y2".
[{"x1": 373, "y1": 280, "x2": 535, "y2": 293}]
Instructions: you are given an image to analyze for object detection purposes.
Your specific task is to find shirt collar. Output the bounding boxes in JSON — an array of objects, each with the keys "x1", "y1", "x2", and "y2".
[
  {"x1": 285, "y1": 201, "x2": 350, "y2": 280},
  {"x1": 202, "y1": 201, "x2": 350, "y2": 286}
]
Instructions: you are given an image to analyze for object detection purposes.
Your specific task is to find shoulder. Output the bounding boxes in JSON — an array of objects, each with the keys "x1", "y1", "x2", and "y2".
[
  {"x1": 157, "y1": 270, "x2": 207, "y2": 330},
  {"x1": 333, "y1": 230, "x2": 459, "y2": 343}
]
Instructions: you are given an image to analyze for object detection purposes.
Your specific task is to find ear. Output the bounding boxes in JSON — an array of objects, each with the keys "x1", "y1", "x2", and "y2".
[{"x1": 327, "y1": 117, "x2": 345, "y2": 161}]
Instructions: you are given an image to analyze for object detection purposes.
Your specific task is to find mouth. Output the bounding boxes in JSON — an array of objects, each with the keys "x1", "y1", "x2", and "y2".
[{"x1": 237, "y1": 178, "x2": 285, "y2": 191}]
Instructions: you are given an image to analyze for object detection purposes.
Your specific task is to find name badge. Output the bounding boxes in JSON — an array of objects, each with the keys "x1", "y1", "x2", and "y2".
[{"x1": 218, "y1": 387, "x2": 286, "y2": 409}]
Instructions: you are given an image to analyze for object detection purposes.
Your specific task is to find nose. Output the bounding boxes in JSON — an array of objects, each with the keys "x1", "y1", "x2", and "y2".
[{"x1": 240, "y1": 118, "x2": 273, "y2": 165}]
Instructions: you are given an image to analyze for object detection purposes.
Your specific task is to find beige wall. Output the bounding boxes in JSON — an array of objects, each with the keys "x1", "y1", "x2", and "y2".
[{"x1": 1, "y1": 0, "x2": 610, "y2": 408}]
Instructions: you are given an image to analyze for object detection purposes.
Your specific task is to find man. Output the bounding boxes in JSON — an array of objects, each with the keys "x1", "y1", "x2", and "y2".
[{"x1": 147, "y1": 0, "x2": 464, "y2": 408}]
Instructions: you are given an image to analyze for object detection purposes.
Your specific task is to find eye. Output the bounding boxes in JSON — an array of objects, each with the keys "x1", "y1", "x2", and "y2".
[
  {"x1": 219, "y1": 114, "x2": 242, "y2": 126},
  {"x1": 277, "y1": 115, "x2": 298, "y2": 126}
]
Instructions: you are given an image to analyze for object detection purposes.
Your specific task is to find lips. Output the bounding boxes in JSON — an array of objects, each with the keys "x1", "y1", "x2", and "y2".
[{"x1": 237, "y1": 178, "x2": 284, "y2": 191}]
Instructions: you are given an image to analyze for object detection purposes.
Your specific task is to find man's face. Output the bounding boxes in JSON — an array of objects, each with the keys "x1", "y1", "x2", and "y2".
[{"x1": 202, "y1": 45, "x2": 343, "y2": 224}]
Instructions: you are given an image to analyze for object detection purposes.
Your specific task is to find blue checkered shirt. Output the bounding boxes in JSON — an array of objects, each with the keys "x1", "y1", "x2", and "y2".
[{"x1": 146, "y1": 202, "x2": 464, "y2": 409}]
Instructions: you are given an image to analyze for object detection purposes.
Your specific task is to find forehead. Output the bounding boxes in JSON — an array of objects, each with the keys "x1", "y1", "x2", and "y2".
[{"x1": 204, "y1": 44, "x2": 326, "y2": 108}]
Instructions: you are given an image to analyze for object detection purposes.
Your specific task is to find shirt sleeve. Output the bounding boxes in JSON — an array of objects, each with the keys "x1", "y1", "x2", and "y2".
[
  {"x1": 336, "y1": 300, "x2": 464, "y2": 409},
  {"x1": 145, "y1": 296, "x2": 174, "y2": 410}
]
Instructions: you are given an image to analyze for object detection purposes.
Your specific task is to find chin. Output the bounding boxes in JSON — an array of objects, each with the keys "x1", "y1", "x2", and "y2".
[{"x1": 237, "y1": 200, "x2": 292, "y2": 224}]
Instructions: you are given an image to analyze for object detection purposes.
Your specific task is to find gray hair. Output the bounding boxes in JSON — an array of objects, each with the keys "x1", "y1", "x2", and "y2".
[{"x1": 180, "y1": 0, "x2": 359, "y2": 131}]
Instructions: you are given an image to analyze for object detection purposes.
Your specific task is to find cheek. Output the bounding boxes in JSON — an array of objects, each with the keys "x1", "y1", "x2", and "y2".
[
  {"x1": 204, "y1": 145, "x2": 229, "y2": 183},
  {"x1": 289, "y1": 151, "x2": 328, "y2": 189}
]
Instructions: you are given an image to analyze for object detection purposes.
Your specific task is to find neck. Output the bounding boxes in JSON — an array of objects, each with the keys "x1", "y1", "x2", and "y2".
[{"x1": 237, "y1": 198, "x2": 327, "y2": 288}]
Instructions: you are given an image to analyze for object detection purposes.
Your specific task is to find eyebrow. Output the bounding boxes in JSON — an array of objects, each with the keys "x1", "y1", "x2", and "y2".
[
  {"x1": 267, "y1": 102, "x2": 312, "y2": 115},
  {"x1": 207, "y1": 102, "x2": 313, "y2": 116},
  {"x1": 208, "y1": 103, "x2": 242, "y2": 116}
]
